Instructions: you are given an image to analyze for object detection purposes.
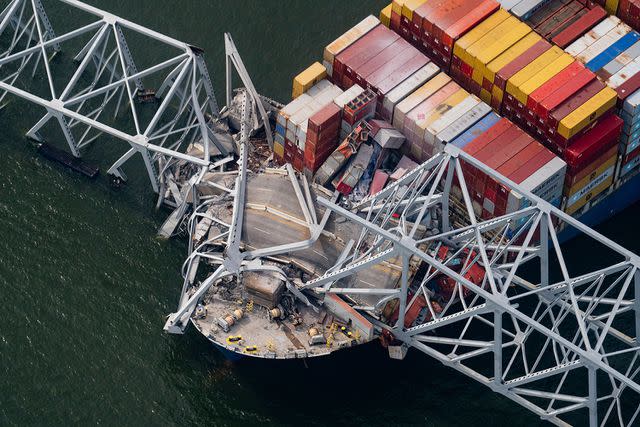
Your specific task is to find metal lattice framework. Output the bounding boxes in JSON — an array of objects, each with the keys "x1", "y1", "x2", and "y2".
[
  {"x1": 0, "y1": 0, "x2": 231, "y2": 192},
  {"x1": 2, "y1": 0, "x2": 639, "y2": 425},
  {"x1": 311, "y1": 145, "x2": 640, "y2": 427},
  {"x1": 168, "y1": 143, "x2": 640, "y2": 426}
]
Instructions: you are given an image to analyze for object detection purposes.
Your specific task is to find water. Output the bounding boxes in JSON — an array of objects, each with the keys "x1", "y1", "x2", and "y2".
[{"x1": 1, "y1": 1, "x2": 639, "y2": 426}]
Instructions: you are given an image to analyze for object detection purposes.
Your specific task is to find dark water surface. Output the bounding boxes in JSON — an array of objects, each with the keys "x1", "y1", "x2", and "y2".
[{"x1": 1, "y1": 1, "x2": 639, "y2": 426}]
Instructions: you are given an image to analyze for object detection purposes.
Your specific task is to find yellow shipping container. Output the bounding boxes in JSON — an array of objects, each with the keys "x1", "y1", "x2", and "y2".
[
  {"x1": 565, "y1": 156, "x2": 616, "y2": 215},
  {"x1": 380, "y1": 4, "x2": 392, "y2": 27},
  {"x1": 453, "y1": 9, "x2": 510, "y2": 69},
  {"x1": 392, "y1": 0, "x2": 407, "y2": 15},
  {"x1": 514, "y1": 54, "x2": 574, "y2": 106},
  {"x1": 274, "y1": 142, "x2": 285, "y2": 158},
  {"x1": 402, "y1": 0, "x2": 428, "y2": 21},
  {"x1": 473, "y1": 22, "x2": 532, "y2": 85},
  {"x1": 465, "y1": 16, "x2": 520, "y2": 79},
  {"x1": 492, "y1": 86, "x2": 504, "y2": 104},
  {"x1": 480, "y1": 89, "x2": 492, "y2": 104},
  {"x1": 605, "y1": 0, "x2": 620, "y2": 14},
  {"x1": 292, "y1": 62, "x2": 327, "y2": 99},
  {"x1": 506, "y1": 46, "x2": 563, "y2": 101},
  {"x1": 323, "y1": 16, "x2": 380, "y2": 65},
  {"x1": 393, "y1": 72, "x2": 452, "y2": 128},
  {"x1": 415, "y1": 89, "x2": 469, "y2": 136},
  {"x1": 558, "y1": 88, "x2": 618, "y2": 139},
  {"x1": 485, "y1": 32, "x2": 541, "y2": 88}
]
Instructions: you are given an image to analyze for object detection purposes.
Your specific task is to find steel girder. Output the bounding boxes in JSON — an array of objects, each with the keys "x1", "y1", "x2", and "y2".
[
  {"x1": 167, "y1": 137, "x2": 640, "y2": 425},
  {"x1": 0, "y1": 0, "x2": 225, "y2": 192},
  {"x1": 311, "y1": 145, "x2": 640, "y2": 427}
]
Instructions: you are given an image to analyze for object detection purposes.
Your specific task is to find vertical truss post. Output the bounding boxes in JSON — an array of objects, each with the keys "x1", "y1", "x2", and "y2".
[
  {"x1": 54, "y1": 111, "x2": 81, "y2": 157},
  {"x1": 224, "y1": 33, "x2": 273, "y2": 148},
  {"x1": 540, "y1": 212, "x2": 549, "y2": 287},
  {"x1": 635, "y1": 269, "x2": 640, "y2": 342},
  {"x1": 113, "y1": 22, "x2": 143, "y2": 91},
  {"x1": 397, "y1": 250, "x2": 409, "y2": 330},
  {"x1": 494, "y1": 309, "x2": 503, "y2": 387},
  {"x1": 32, "y1": 0, "x2": 59, "y2": 50},
  {"x1": 194, "y1": 53, "x2": 220, "y2": 117},
  {"x1": 140, "y1": 147, "x2": 159, "y2": 193},
  {"x1": 442, "y1": 156, "x2": 455, "y2": 233},
  {"x1": 225, "y1": 48, "x2": 232, "y2": 109},
  {"x1": 587, "y1": 365, "x2": 598, "y2": 427}
]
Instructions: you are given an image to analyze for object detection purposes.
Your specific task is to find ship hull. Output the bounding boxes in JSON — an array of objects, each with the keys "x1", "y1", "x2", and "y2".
[{"x1": 559, "y1": 172, "x2": 640, "y2": 243}]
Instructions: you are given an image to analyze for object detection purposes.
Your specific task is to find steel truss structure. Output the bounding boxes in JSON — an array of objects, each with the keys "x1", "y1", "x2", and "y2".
[
  {"x1": 168, "y1": 142, "x2": 640, "y2": 426},
  {"x1": 3, "y1": 1, "x2": 639, "y2": 425},
  {"x1": 0, "y1": 0, "x2": 249, "y2": 193}
]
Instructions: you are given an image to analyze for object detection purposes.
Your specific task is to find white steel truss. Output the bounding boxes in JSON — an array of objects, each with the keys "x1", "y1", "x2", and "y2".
[
  {"x1": 0, "y1": 0, "x2": 232, "y2": 192},
  {"x1": 168, "y1": 143, "x2": 640, "y2": 426},
  {"x1": 3, "y1": 1, "x2": 639, "y2": 425}
]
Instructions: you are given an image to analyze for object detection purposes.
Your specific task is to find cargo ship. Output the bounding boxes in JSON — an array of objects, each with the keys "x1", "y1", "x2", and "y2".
[{"x1": 169, "y1": 0, "x2": 640, "y2": 363}]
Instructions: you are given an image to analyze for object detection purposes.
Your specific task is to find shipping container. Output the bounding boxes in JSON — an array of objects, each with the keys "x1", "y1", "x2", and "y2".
[
  {"x1": 393, "y1": 72, "x2": 452, "y2": 129},
  {"x1": 451, "y1": 112, "x2": 502, "y2": 148},
  {"x1": 292, "y1": 62, "x2": 328, "y2": 99},
  {"x1": 553, "y1": 6, "x2": 608, "y2": 48},
  {"x1": 381, "y1": 62, "x2": 440, "y2": 121},
  {"x1": 324, "y1": 16, "x2": 380, "y2": 73}
]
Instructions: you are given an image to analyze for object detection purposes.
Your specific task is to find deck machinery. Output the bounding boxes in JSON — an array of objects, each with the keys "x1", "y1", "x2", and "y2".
[{"x1": 1, "y1": 1, "x2": 640, "y2": 426}]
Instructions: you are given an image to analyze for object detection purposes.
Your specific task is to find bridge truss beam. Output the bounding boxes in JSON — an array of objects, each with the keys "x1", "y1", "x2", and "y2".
[{"x1": 0, "y1": 0, "x2": 229, "y2": 192}]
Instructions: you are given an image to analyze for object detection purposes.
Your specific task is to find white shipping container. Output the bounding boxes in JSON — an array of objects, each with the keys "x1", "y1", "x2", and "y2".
[
  {"x1": 623, "y1": 90, "x2": 640, "y2": 116},
  {"x1": 507, "y1": 157, "x2": 567, "y2": 214},
  {"x1": 393, "y1": 86, "x2": 442, "y2": 130},
  {"x1": 435, "y1": 103, "x2": 492, "y2": 148},
  {"x1": 577, "y1": 24, "x2": 630, "y2": 64},
  {"x1": 510, "y1": 0, "x2": 546, "y2": 19},
  {"x1": 424, "y1": 95, "x2": 480, "y2": 149},
  {"x1": 566, "y1": 16, "x2": 621, "y2": 57},
  {"x1": 382, "y1": 63, "x2": 440, "y2": 121},
  {"x1": 608, "y1": 57, "x2": 640, "y2": 88},
  {"x1": 323, "y1": 60, "x2": 334, "y2": 78},
  {"x1": 497, "y1": 0, "x2": 523, "y2": 11},
  {"x1": 602, "y1": 40, "x2": 640, "y2": 76},
  {"x1": 279, "y1": 94, "x2": 314, "y2": 127},
  {"x1": 333, "y1": 84, "x2": 365, "y2": 109},
  {"x1": 306, "y1": 79, "x2": 332, "y2": 98}
]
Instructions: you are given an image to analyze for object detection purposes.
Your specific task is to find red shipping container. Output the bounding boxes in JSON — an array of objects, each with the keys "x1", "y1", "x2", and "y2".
[
  {"x1": 552, "y1": 6, "x2": 607, "y2": 48},
  {"x1": 528, "y1": 61, "x2": 583, "y2": 116},
  {"x1": 495, "y1": 40, "x2": 553, "y2": 92},
  {"x1": 548, "y1": 79, "x2": 605, "y2": 129},
  {"x1": 565, "y1": 144, "x2": 617, "y2": 188},
  {"x1": 538, "y1": 68, "x2": 595, "y2": 120},
  {"x1": 335, "y1": 26, "x2": 397, "y2": 81},
  {"x1": 527, "y1": 0, "x2": 567, "y2": 29},
  {"x1": 509, "y1": 147, "x2": 556, "y2": 185},
  {"x1": 308, "y1": 103, "x2": 341, "y2": 135},
  {"x1": 442, "y1": 0, "x2": 500, "y2": 58},
  {"x1": 478, "y1": 132, "x2": 536, "y2": 197},
  {"x1": 622, "y1": 144, "x2": 640, "y2": 168},
  {"x1": 429, "y1": 0, "x2": 481, "y2": 51},
  {"x1": 390, "y1": 10, "x2": 402, "y2": 31},
  {"x1": 376, "y1": 55, "x2": 430, "y2": 96},
  {"x1": 417, "y1": 0, "x2": 449, "y2": 42},
  {"x1": 562, "y1": 114, "x2": 623, "y2": 172},
  {"x1": 545, "y1": 4, "x2": 588, "y2": 40},
  {"x1": 352, "y1": 39, "x2": 410, "y2": 86},
  {"x1": 615, "y1": 72, "x2": 640, "y2": 104}
]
